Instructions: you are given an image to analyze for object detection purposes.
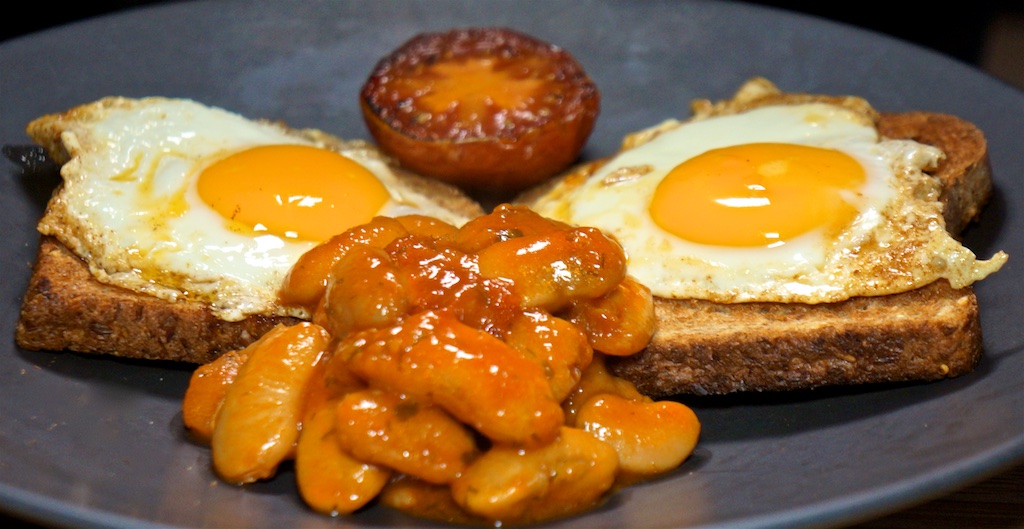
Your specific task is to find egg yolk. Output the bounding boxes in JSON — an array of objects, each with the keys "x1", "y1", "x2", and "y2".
[
  {"x1": 649, "y1": 143, "x2": 866, "y2": 247},
  {"x1": 198, "y1": 145, "x2": 390, "y2": 242}
]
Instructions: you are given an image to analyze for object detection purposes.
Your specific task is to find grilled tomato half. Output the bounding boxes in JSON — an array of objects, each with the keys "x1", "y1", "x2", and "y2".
[{"x1": 360, "y1": 27, "x2": 600, "y2": 196}]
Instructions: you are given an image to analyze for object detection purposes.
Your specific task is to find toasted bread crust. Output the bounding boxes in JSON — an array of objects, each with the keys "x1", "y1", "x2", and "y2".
[
  {"x1": 876, "y1": 111, "x2": 991, "y2": 235},
  {"x1": 608, "y1": 280, "x2": 981, "y2": 397},
  {"x1": 16, "y1": 236, "x2": 300, "y2": 363}
]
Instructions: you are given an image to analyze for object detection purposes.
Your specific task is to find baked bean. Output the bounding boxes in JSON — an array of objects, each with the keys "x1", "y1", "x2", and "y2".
[
  {"x1": 299, "y1": 349, "x2": 365, "y2": 424},
  {"x1": 343, "y1": 310, "x2": 564, "y2": 448},
  {"x1": 211, "y1": 323, "x2": 330, "y2": 484},
  {"x1": 562, "y1": 354, "x2": 648, "y2": 427},
  {"x1": 379, "y1": 476, "x2": 488, "y2": 526},
  {"x1": 476, "y1": 226, "x2": 627, "y2": 312},
  {"x1": 441, "y1": 276, "x2": 522, "y2": 337},
  {"x1": 567, "y1": 276, "x2": 656, "y2": 356},
  {"x1": 181, "y1": 347, "x2": 250, "y2": 443},
  {"x1": 443, "y1": 203, "x2": 567, "y2": 254},
  {"x1": 333, "y1": 389, "x2": 479, "y2": 484},
  {"x1": 450, "y1": 426, "x2": 618, "y2": 523},
  {"x1": 295, "y1": 404, "x2": 391, "y2": 515},
  {"x1": 386, "y1": 235, "x2": 472, "y2": 310},
  {"x1": 323, "y1": 245, "x2": 409, "y2": 336},
  {"x1": 186, "y1": 204, "x2": 701, "y2": 524},
  {"x1": 396, "y1": 214, "x2": 459, "y2": 239},
  {"x1": 279, "y1": 216, "x2": 409, "y2": 312},
  {"x1": 385, "y1": 235, "x2": 519, "y2": 334},
  {"x1": 577, "y1": 393, "x2": 700, "y2": 476},
  {"x1": 504, "y1": 310, "x2": 593, "y2": 401}
]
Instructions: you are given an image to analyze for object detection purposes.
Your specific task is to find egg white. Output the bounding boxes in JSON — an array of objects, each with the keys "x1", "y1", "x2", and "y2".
[
  {"x1": 530, "y1": 102, "x2": 1007, "y2": 304},
  {"x1": 35, "y1": 97, "x2": 473, "y2": 321}
]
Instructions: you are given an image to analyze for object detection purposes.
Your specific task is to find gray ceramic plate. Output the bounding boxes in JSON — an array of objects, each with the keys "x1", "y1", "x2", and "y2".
[{"x1": 2, "y1": 1, "x2": 1023, "y2": 528}]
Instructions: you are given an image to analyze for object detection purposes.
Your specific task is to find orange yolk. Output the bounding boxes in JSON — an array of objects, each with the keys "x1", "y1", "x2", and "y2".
[
  {"x1": 198, "y1": 145, "x2": 390, "y2": 242},
  {"x1": 649, "y1": 143, "x2": 866, "y2": 247}
]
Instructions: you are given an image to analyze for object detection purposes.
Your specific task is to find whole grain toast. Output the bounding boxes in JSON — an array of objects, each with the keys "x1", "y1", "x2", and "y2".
[
  {"x1": 14, "y1": 102, "x2": 486, "y2": 364},
  {"x1": 16, "y1": 235, "x2": 302, "y2": 364},
  {"x1": 521, "y1": 80, "x2": 1000, "y2": 396},
  {"x1": 611, "y1": 278, "x2": 981, "y2": 396}
]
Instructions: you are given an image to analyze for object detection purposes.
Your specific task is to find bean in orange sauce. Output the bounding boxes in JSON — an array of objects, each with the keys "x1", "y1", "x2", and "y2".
[{"x1": 182, "y1": 204, "x2": 700, "y2": 525}]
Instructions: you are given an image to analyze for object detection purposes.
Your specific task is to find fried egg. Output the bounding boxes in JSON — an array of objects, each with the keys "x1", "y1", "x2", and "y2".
[
  {"x1": 530, "y1": 98, "x2": 1007, "y2": 304},
  {"x1": 32, "y1": 97, "x2": 476, "y2": 321}
]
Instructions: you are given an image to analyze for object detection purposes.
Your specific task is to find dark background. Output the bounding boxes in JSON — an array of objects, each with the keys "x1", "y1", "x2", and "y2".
[{"x1": 1, "y1": 0, "x2": 1020, "y2": 67}]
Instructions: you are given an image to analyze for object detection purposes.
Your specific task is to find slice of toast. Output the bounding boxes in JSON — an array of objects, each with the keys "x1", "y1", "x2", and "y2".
[
  {"x1": 14, "y1": 107, "x2": 486, "y2": 364},
  {"x1": 604, "y1": 115, "x2": 994, "y2": 396},
  {"x1": 519, "y1": 83, "x2": 998, "y2": 396}
]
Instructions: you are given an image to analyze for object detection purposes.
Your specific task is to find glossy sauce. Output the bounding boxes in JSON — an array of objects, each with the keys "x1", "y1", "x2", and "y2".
[{"x1": 182, "y1": 204, "x2": 700, "y2": 525}]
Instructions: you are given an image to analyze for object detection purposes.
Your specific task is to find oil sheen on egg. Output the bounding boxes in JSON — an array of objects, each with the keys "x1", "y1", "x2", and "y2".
[
  {"x1": 530, "y1": 102, "x2": 1007, "y2": 304},
  {"x1": 35, "y1": 97, "x2": 472, "y2": 321}
]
